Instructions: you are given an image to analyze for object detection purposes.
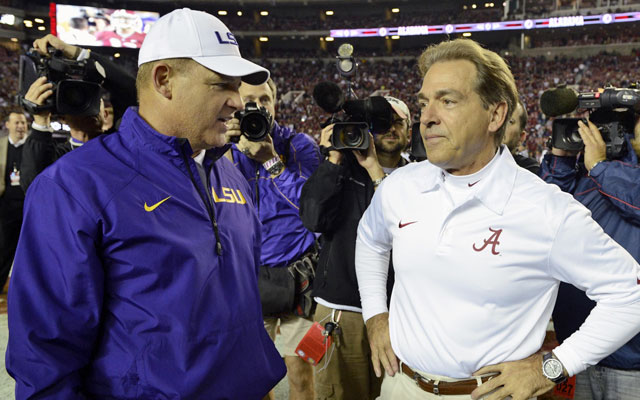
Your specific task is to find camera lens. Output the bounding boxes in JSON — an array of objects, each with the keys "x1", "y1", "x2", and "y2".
[
  {"x1": 62, "y1": 83, "x2": 88, "y2": 108},
  {"x1": 339, "y1": 125, "x2": 364, "y2": 148},
  {"x1": 240, "y1": 113, "x2": 269, "y2": 141}
]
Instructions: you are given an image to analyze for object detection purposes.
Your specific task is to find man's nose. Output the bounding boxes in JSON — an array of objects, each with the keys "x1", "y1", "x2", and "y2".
[
  {"x1": 229, "y1": 91, "x2": 243, "y2": 111},
  {"x1": 420, "y1": 104, "x2": 439, "y2": 129}
]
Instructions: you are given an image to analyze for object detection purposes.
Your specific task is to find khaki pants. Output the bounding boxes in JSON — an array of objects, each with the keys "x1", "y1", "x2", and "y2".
[
  {"x1": 378, "y1": 365, "x2": 536, "y2": 400},
  {"x1": 313, "y1": 304, "x2": 382, "y2": 400}
]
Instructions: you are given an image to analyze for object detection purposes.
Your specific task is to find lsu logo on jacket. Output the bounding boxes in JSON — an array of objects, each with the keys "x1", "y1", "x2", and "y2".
[{"x1": 212, "y1": 187, "x2": 247, "y2": 205}]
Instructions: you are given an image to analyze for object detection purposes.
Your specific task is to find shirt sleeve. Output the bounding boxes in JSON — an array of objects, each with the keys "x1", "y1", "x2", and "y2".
[
  {"x1": 6, "y1": 176, "x2": 104, "y2": 400},
  {"x1": 547, "y1": 199, "x2": 640, "y2": 376},
  {"x1": 539, "y1": 153, "x2": 579, "y2": 194},
  {"x1": 589, "y1": 160, "x2": 640, "y2": 224},
  {"x1": 270, "y1": 132, "x2": 320, "y2": 209},
  {"x1": 355, "y1": 179, "x2": 393, "y2": 322}
]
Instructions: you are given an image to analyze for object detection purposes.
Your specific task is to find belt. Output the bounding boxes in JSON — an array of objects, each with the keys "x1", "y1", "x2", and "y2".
[{"x1": 401, "y1": 363, "x2": 493, "y2": 396}]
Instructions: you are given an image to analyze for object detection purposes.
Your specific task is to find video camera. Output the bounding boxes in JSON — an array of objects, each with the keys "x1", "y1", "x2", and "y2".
[
  {"x1": 234, "y1": 101, "x2": 273, "y2": 142},
  {"x1": 312, "y1": 43, "x2": 393, "y2": 151},
  {"x1": 540, "y1": 85, "x2": 640, "y2": 159},
  {"x1": 18, "y1": 48, "x2": 105, "y2": 116}
]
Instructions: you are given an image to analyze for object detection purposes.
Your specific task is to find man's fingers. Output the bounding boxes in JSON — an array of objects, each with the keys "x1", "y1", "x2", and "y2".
[
  {"x1": 473, "y1": 364, "x2": 503, "y2": 376},
  {"x1": 384, "y1": 345, "x2": 398, "y2": 373},
  {"x1": 376, "y1": 343, "x2": 395, "y2": 376},
  {"x1": 587, "y1": 120, "x2": 606, "y2": 146},
  {"x1": 484, "y1": 387, "x2": 510, "y2": 400},
  {"x1": 470, "y1": 374, "x2": 502, "y2": 399},
  {"x1": 370, "y1": 345, "x2": 382, "y2": 378},
  {"x1": 25, "y1": 78, "x2": 53, "y2": 104}
]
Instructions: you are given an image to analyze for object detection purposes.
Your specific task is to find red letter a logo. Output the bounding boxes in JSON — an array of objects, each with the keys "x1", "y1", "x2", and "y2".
[{"x1": 472, "y1": 228, "x2": 503, "y2": 255}]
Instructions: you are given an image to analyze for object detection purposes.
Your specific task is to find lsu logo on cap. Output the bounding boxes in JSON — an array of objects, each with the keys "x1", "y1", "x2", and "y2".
[{"x1": 215, "y1": 31, "x2": 238, "y2": 46}]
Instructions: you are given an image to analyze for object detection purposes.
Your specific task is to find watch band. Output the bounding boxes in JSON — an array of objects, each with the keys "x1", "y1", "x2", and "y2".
[
  {"x1": 372, "y1": 173, "x2": 388, "y2": 188},
  {"x1": 263, "y1": 156, "x2": 284, "y2": 176}
]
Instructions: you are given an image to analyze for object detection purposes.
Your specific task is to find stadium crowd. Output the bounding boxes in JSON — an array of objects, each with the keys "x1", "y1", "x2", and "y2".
[{"x1": 2, "y1": 36, "x2": 640, "y2": 162}]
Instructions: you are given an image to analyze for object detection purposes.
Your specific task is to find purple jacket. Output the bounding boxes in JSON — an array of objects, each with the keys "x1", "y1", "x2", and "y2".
[
  {"x1": 7, "y1": 108, "x2": 286, "y2": 399},
  {"x1": 231, "y1": 122, "x2": 320, "y2": 267}
]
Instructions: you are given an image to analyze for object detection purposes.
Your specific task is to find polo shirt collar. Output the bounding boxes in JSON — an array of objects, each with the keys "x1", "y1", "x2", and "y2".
[
  {"x1": 416, "y1": 145, "x2": 518, "y2": 215},
  {"x1": 472, "y1": 146, "x2": 517, "y2": 215}
]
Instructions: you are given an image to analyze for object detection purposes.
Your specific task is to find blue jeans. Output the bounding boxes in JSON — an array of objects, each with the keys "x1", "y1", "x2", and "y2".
[{"x1": 574, "y1": 365, "x2": 640, "y2": 400}]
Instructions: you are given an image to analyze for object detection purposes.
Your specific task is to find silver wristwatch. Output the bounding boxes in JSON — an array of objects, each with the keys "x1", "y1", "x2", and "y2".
[
  {"x1": 542, "y1": 352, "x2": 567, "y2": 384},
  {"x1": 262, "y1": 156, "x2": 284, "y2": 176}
]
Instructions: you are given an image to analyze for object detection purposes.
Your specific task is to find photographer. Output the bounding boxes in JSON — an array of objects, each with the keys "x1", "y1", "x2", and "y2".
[
  {"x1": 224, "y1": 78, "x2": 321, "y2": 400},
  {"x1": 20, "y1": 34, "x2": 136, "y2": 192},
  {"x1": 540, "y1": 117, "x2": 640, "y2": 399},
  {"x1": 298, "y1": 96, "x2": 410, "y2": 400}
]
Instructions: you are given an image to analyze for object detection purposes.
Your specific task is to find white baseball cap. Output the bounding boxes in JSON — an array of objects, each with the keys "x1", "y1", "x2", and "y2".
[
  {"x1": 138, "y1": 8, "x2": 269, "y2": 85},
  {"x1": 384, "y1": 96, "x2": 410, "y2": 122}
]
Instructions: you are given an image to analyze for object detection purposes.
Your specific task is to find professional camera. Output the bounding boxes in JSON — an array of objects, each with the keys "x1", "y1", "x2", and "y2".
[
  {"x1": 540, "y1": 85, "x2": 640, "y2": 159},
  {"x1": 18, "y1": 49, "x2": 105, "y2": 116},
  {"x1": 234, "y1": 102, "x2": 273, "y2": 142},
  {"x1": 312, "y1": 43, "x2": 393, "y2": 151}
]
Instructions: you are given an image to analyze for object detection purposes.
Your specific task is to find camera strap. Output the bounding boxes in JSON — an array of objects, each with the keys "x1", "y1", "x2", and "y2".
[
  {"x1": 319, "y1": 145, "x2": 337, "y2": 158},
  {"x1": 19, "y1": 96, "x2": 51, "y2": 116}
]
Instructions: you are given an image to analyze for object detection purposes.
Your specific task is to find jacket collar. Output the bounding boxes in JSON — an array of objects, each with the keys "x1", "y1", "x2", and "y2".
[
  {"x1": 123, "y1": 107, "x2": 230, "y2": 163},
  {"x1": 417, "y1": 145, "x2": 517, "y2": 215}
]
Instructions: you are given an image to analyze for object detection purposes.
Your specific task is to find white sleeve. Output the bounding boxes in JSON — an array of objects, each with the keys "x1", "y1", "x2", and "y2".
[
  {"x1": 356, "y1": 181, "x2": 393, "y2": 323},
  {"x1": 547, "y1": 200, "x2": 640, "y2": 376}
]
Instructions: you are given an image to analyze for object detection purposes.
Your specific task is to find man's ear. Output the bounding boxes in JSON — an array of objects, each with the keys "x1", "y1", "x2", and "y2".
[
  {"x1": 488, "y1": 101, "x2": 509, "y2": 134},
  {"x1": 520, "y1": 130, "x2": 527, "y2": 144},
  {"x1": 151, "y1": 63, "x2": 173, "y2": 99}
]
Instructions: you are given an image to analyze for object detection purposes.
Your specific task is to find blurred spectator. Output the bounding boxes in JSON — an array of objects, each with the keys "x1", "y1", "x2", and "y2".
[{"x1": 0, "y1": 111, "x2": 28, "y2": 293}]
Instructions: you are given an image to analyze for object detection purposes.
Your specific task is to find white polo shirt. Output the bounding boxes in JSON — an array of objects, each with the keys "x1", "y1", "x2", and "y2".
[{"x1": 356, "y1": 146, "x2": 640, "y2": 378}]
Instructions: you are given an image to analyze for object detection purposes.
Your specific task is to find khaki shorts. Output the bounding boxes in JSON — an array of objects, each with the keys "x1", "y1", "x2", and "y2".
[{"x1": 264, "y1": 314, "x2": 313, "y2": 357}]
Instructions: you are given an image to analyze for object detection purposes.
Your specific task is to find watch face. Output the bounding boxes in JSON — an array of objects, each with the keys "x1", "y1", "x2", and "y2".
[{"x1": 543, "y1": 358, "x2": 563, "y2": 379}]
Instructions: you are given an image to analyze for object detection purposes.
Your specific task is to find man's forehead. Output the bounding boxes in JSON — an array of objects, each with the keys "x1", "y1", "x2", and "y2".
[
  {"x1": 420, "y1": 59, "x2": 476, "y2": 94},
  {"x1": 8, "y1": 113, "x2": 26, "y2": 122},
  {"x1": 239, "y1": 82, "x2": 271, "y2": 97}
]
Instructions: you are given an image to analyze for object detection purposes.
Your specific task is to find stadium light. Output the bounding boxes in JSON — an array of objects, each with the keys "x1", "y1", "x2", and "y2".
[
  {"x1": 114, "y1": 53, "x2": 120, "y2": 58},
  {"x1": 37, "y1": 26, "x2": 46, "y2": 31},
  {"x1": 10, "y1": 38, "x2": 17, "y2": 42},
  {"x1": 218, "y1": 11, "x2": 228, "y2": 16},
  {"x1": 325, "y1": 36, "x2": 334, "y2": 41},
  {"x1": 34, "y1": 18, "x2": 44, "y2": 23},
  {"x1": 259, "y1": 36, "x2": 269, "y2": 42},
  {"x1": 391, "y1": 8, "x2": 400, "y2": 13},
  {"x1": 260, "y1": 11, "x2": 269, "y2": 16},
  {"x1": 326, "y1": 10, "x2": 334, "y2": 16},
  {"x1": 237, "y1": 11, "x2": 243, "y2": 16},
  {"x1": 472, "y1": 4, "x2": 477, "y2": 8},
  {"x1": 0, "y1": 14, "x2": 15, "y2": 25},
  {"x1": 463, "y1": 32, "x2": 472, "y2": 37},
  {"x1": 24, "y1": 20, "x2": 33, "y2": 27},
  {"x1": 391, "y1": 35, "x2": 400, "y2": 39}
]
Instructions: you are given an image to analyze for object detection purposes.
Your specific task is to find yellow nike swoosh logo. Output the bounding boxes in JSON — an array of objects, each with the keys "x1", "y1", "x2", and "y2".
[{"x1": 144, "y1": 196, "x2": 171, "y2": 212}]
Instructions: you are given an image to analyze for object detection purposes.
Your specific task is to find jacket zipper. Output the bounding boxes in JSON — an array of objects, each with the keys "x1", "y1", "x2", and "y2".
[
  {"x1": 254, "y1": 166, "x2": 260, "y2": 213},
  {"x1": 181, "y1": 150, "x2": 223, "y2": 255}
]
